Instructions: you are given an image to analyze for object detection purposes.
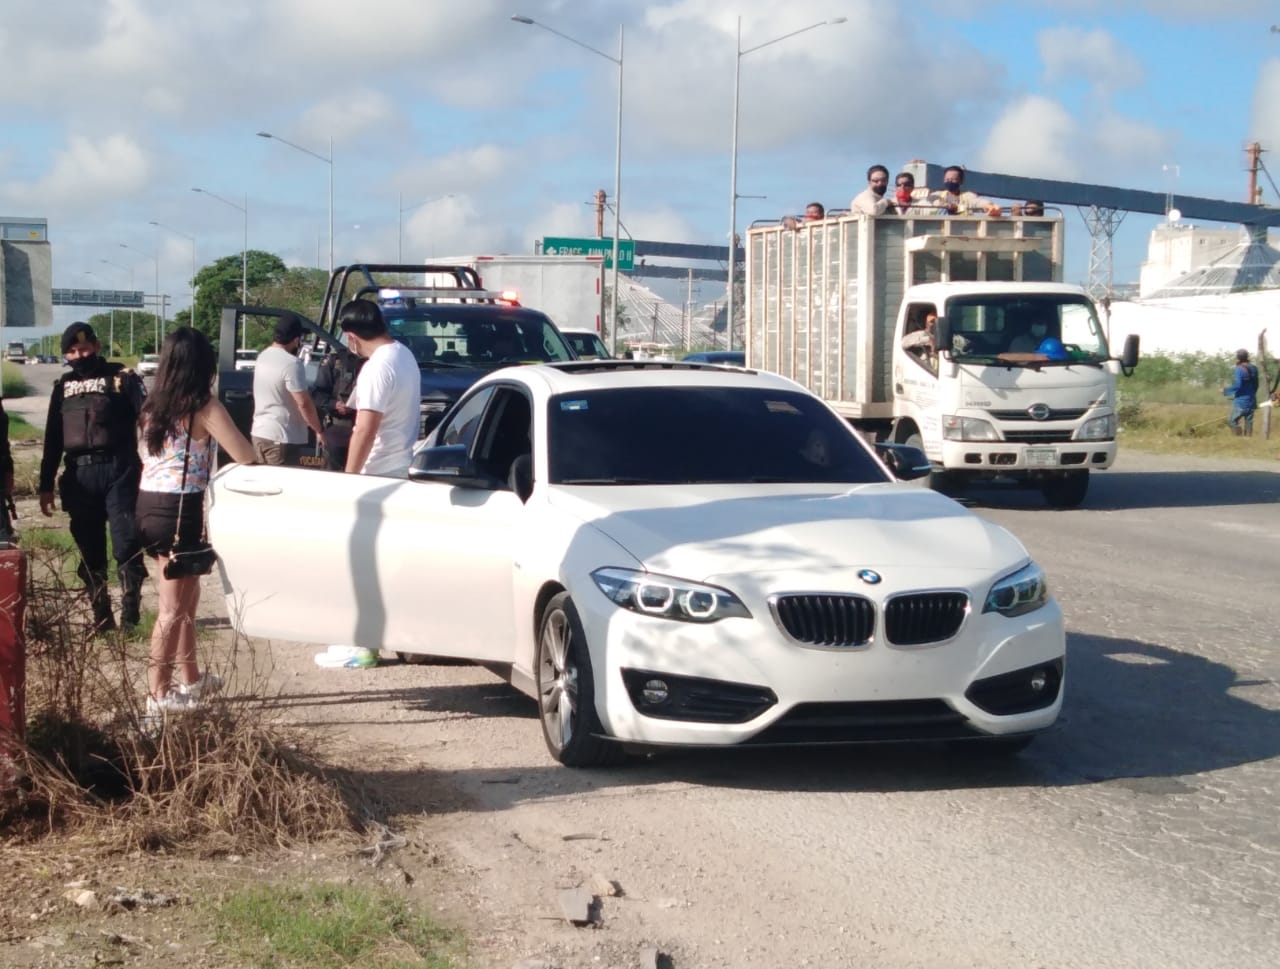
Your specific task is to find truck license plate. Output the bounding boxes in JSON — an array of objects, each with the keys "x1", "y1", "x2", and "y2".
[{"x1": 1026, "y1": 448, "x2": 1057, "y2": 467}]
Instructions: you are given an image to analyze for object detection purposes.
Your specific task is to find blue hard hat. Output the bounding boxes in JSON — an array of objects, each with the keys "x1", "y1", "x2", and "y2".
[{"x1": 1037, "y1": 337, "x2": 1069, "y2": 360}]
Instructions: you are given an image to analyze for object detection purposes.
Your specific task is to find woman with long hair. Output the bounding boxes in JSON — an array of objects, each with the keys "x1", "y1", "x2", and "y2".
[{"x1": 135, "y1": 326, "x2": 257, "y2": 718}]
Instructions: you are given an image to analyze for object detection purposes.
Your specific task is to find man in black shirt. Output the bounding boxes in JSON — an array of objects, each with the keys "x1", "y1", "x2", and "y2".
[
  {"x1": 311, "y1": 345, "x2": 365, "y2": 471},
  {"x1": 38, "y1": 322, "x2": 147, "y2": 631}
]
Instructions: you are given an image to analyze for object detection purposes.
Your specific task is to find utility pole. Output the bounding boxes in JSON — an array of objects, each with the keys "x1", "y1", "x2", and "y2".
[
  {"x1": 594, "y1": 189, "x2": 606, "y2": 238},
  {"x1": 1246, "y1": 142, "x2": 1264, "y2": 204}
]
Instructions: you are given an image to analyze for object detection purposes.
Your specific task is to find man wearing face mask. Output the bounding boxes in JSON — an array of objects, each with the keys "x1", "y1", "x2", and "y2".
[
  {"x1": 250, "y1": 312, "x2": 324, "y2": 466},
  {"x1": 932, "y1": 165, "x2": 1003, "y2": 217},
  {"x1": 850, "y1": 164, "x2": 893, "y2": 215},
  {"x1": 39, "y1": 322, "x2": 148, "y2": 631}
]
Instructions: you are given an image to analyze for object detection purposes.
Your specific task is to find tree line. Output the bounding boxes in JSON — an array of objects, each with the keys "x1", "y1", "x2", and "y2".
[{"x1": 78, "y1": 252, "x2": 329, "y2": 357}]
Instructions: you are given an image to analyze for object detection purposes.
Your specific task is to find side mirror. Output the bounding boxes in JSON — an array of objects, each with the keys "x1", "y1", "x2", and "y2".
[
  {"x1": 933, "y1": 316, "x2": 952, "y2": 353},
  {"x1": 1120, "y1": 334, "x2": 1140, "y2": 374},
  {"x1": 875, "y1": 443, "x2": 932, "y2": 481},
  {"x1": 409, "y1": 444, "x2": 504, "y2": 490}
]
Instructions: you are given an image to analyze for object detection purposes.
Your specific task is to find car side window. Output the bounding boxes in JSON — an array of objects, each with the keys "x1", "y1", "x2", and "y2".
[
  {"x1": 437, "y1": 386, "x2": 496, "y2": 454},
  {"x1": 473, "y1": 387, "x2": 533, "y2": 482}
]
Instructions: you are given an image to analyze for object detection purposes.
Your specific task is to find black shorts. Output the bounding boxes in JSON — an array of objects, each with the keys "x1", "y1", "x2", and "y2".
[{"x1": 136, "y1": 490, "x2": 205, "y2": 558}]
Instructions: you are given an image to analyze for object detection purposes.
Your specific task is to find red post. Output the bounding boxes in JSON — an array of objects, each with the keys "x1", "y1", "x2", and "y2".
[{"x1": 0, "y1": 547, "x2": 29, "y2": 743}]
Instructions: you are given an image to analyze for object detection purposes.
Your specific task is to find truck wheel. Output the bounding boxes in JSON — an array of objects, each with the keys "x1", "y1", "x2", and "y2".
[
  {"x1": 904, "y1": 431, "x2": 947, "y2": 492},
  {"x1": 536, "y1": 593, "x2": 626, "y2": 768},
  {"x1": 1041, "y1": 470, "x2": 1089, "y2": 509}
]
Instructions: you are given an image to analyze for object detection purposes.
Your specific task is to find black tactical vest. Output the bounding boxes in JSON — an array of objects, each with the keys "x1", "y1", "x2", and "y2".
[{"x1": 60, "y1": 362, "x2": 136, "y2": 455}]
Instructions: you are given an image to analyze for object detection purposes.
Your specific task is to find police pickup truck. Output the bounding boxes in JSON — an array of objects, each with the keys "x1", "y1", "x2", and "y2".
[{"x1": 216, "y1": 263, "x2": 578, "y2": 459}]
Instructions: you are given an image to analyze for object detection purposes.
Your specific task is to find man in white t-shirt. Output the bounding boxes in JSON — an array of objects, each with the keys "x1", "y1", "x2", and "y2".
[
  {"x1": 250, "y1": 313, "x2": 324, "y2": 466},
  {"x1": 338, "y1": 300, "x2": 421, "y2": 476}
]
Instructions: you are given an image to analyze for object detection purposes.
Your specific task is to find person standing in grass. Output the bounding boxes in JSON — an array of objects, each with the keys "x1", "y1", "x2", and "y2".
[
  {"x1": 1223, "y1": 348, "x2": 1259, "y2": 437},
  {"x1": 135, "y1": 327, "x2": 257, "y2": 719}
]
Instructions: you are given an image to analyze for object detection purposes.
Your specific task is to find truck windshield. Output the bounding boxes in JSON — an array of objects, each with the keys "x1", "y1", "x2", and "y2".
[
  {"x1": 945, "y1": 294, "x2": 1109, "y2": 364},
  {"x1": 379, "y1": 302, "x2": 574, "y2": 368}
]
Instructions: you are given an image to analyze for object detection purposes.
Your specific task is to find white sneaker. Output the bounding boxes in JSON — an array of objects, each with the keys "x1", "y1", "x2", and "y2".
[
  {"x1": 179, "y1": 673, "x2": 224, "y2": 702},
  {"x1": 314, "y1": 645, "x2": 378, "y2": 669}
]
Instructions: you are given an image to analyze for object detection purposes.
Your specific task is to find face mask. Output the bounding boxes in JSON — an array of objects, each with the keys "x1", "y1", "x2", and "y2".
[
  {"x1": 872, "y1": 183, "x2": 887, "y2": 197},
  {"x1": 896, "y1": 188, "x2": 913, "y2": 203},
  {"x1": 944, "y1": 180, "x2": 962, "y2": 193},
  {"x1": 68, "y1": 355, "x2": 99, "y2": 377}
]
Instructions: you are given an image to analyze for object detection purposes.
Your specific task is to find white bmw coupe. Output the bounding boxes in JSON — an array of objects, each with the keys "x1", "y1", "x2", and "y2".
[{"x1": 209, "y1": 361, "x2": 1065, "y2": 766}]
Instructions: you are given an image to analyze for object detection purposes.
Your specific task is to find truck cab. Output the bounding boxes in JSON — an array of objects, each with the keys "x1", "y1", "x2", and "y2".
[{"x1": 746, "y1": 210, "x2": 1139, "y2": 508}]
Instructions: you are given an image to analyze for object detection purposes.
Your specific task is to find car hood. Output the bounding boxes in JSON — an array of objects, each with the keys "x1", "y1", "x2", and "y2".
[{"x1": 548, "y1": 483, "x2": 1027, "y2": 579}]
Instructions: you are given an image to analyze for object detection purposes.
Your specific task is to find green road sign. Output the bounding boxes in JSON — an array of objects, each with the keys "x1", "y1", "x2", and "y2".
[{"x1": 542, "y1": 236, "x2": 635, "y2": 271}]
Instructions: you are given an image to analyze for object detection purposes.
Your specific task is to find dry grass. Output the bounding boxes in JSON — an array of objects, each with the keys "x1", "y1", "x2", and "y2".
[
  {"x1": 1, "y1": 542, "x2": 367, "y2": 853},
  {"x1": 1120, "y1": 401, "x2": 1280, "y2": 457}
]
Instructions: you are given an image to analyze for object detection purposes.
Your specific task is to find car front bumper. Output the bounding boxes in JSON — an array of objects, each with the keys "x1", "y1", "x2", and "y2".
[{"x1": 577, "y1": 590, "x2": 1065, "y2": 747}]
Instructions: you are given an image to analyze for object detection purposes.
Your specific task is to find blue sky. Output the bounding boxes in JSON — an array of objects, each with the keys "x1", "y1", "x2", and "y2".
[{"x1": 2, "y1": 0, "x2": 1278, "y2": 330}]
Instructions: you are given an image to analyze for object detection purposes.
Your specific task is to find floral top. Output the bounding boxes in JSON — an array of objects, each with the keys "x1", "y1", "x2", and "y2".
[{"x1": 139, "y1": 421, "x2": 215, "y2": 494}]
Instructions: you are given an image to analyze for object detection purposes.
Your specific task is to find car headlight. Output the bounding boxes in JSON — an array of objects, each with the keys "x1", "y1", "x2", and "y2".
[
  {"x1": 591, "y1": 567, "x2": 751, "y2": 623},
  {"x1": 1074, "y1": 413, "x2": 1116, "y2": 441},
  {"x1": 983, "y1": 562, "x2": 1048, "y2": 618},
  {"x1": 943, "y1": 415, "x2": 999, "y2": 442}
]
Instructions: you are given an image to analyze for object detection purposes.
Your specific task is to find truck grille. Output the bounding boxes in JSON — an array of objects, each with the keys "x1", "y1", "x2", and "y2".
[
  {"x1": 884, "y1": 592, "x2": 969, "y2": 645},
  {"x1": 989, "y1": 407, "x2": 1086, "y2": 421},
  {"x1": 1003, "y1": 430, "x2": 1075, "y2": 443},
  {"x1": 772, "y1": 594, "x2": 875, "y2": 648}
]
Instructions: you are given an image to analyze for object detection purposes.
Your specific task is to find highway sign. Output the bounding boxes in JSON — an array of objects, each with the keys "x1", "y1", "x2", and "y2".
[{"x1": 542, "y1": 236, "x2": 635, "y2": 271}]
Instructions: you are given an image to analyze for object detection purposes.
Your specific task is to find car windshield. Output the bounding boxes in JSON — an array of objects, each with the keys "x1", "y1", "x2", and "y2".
[
  {"x1": 564, "y1": 332, "x2": 609, "y2": 359},
  {"x1": 548, "y1": 386, "x2": 890, "y2": 485},
  {"x1": 379, "y1": 302, "x2": 574, "y2": 368},
  {"x1": 946, "y1": 294, "x2": 1109, "y2": 364}
]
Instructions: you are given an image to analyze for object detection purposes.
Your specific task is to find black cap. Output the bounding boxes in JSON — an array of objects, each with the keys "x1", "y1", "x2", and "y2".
[
  {"x1": 1237, "y1": 348, "x2": 1250, "y2": 361},
  {"x1": 273, "y1": 312, "x2": 305, "y2": 344},
  {"x1": 61, "y1": 321, "x2": 98, "y2": 354}
]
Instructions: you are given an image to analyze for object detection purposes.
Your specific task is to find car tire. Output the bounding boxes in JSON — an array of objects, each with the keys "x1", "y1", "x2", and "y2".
[{"x1": 536, "y1": 592, "x2": 625, "y2": 768}]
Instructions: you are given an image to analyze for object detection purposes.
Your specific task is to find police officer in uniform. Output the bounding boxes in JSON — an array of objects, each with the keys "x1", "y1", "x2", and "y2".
[
  {"x1": 39, "y1": 322, "x2": 147, "y2": 631},
  {"x1": 311, "y1": 345, "x2": 365, "y2": 471}
]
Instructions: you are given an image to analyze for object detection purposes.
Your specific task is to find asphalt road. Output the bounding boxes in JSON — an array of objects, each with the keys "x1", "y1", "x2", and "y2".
[{"x1": 287, "y1": 450, "x2": 1279, "y2": 969}]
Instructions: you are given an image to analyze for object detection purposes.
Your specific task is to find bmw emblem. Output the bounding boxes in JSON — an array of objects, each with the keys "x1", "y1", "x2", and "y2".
[
  {"x1": 857, "y1": 569, "x2": 882, "y2": 585},
  {"x1": 1027, "y1": 403, "x2": 1051, "y2": 421}
]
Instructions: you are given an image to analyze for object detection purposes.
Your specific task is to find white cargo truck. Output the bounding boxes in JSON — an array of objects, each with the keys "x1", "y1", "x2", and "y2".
[
  {"x1": 430, "y1": 254, "x2": 606, "y2": 335},
  {"x1": 745, "y1": 212, "x2": 1139, "y2": 508}
]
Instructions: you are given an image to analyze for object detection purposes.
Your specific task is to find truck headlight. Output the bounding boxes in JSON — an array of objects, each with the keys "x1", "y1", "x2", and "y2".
[
  {"x1": 592, "y1": 568, "x2": 751, "y2": 624},
  {"x1": 983, "y1": 562, "x2": 1048, "y2": 618},
  {"x1": 1075, "y1": 413, "x2": 1116, "y2": 441},
  {"x1": 943, "y1": 415, "x2": 999, "y2": 442}
]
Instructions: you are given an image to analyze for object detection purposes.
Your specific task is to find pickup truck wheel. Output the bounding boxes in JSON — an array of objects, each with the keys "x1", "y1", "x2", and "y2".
[
  {"x1": 536, "y1": 593, "x2": 625, "y2": 768},
  {"x1": 1041, "y1": 470, "x2": 1089, "y2": 509}
]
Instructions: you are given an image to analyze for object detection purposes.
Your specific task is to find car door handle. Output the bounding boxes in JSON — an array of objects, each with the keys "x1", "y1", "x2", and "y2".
[
  {"x1": 895, "y1": 382, "x2": 904, "y2": 394},
  {"x1": 223, "y1": 390, "x2": 253, "y2": 401},
  {"x1": 224, "y1": 483, "x2": 283, "y2": 496}
]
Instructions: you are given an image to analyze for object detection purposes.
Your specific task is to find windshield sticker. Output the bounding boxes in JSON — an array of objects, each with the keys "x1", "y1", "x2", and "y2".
[
  {"x1": 764, "y1": 399, "x2": 801, "y2": 415},
  {"x1": 561, "y1": 399, "x2": 589, "y2": 412}
]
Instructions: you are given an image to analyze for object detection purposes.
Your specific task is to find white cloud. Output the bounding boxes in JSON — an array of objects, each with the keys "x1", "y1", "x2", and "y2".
[
  {"x1": 978, "y1": 96, "x2": 1082, "y2": 180},
  {"x1": 1250, "y1": 58, "x2": 1280, "y2": 154},
  {"x1": 1038, "y1": 27, "x2": 1143, "y2": 95},
  {"x1": 0, "y1": 134, "x2": 150, "y2": 211}
]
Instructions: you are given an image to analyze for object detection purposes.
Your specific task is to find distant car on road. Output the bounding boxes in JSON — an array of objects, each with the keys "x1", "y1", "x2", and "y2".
[
  {"x1": 210, "y1": 361, "x2": 1064, "y2": 767},
  {"x1": 136, "y1": 353, "x2": 160, "y2": 377},
  {"x1": 682, "y1": 350, "x2": 746, "y2": 367},
  {"x1": 560, "y1": 329, "x2": 611, "y2": 360}
]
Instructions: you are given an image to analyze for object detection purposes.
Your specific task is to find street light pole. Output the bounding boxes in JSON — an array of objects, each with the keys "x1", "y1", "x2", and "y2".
[
  {"x1": 398, "y1": 193, "x2": 455, "y2": 262},
  {"x1": 149, "y1": 220, "x2": 198, "y2": 318},
  {"x1": 101, "y1": 259, "x2": 136, "y2": 355},
  {"x1": 512, "y1": 15, "x2": 624, "y2": 354},
  {"x1": 191, "y1": 188, "x2": 249, "y2": 349},
  {"x1": 725, "y1": 15, "x2": 847, "y2": 351},
  {"x1": 257, "y1": 131, "x2": 334, "y2": 273},
  {"x1": 120, "y1": 242, "x2": 161, "y2": 352}
]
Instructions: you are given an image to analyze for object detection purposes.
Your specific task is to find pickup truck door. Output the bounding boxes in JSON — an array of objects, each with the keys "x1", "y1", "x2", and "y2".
[{"x1": 209, "y1": 463, "x2": 518, "y2": 664}]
